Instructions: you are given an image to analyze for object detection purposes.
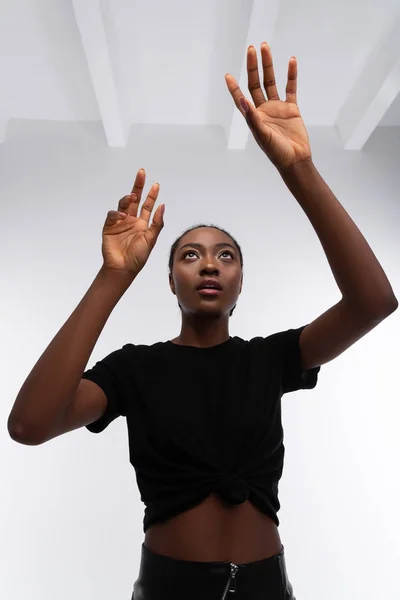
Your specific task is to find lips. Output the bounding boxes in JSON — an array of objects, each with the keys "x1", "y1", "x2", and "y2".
[
  {"x1": 196, "y1": 279, "x2": 222, "y2": 290},
  {"x1": 197, "y1": 288, "x2": 221, "y2": 295}
]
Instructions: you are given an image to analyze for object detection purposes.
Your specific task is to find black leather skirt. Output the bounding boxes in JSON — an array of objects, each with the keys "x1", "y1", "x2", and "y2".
[{"x1": 131, "y1": 543, "x2": 296, "y2": 599}]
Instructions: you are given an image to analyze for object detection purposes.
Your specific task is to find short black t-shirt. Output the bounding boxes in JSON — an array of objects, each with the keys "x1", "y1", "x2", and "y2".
[{"x1": 82, "y1": 325, "x2": 320, "y2": 533}]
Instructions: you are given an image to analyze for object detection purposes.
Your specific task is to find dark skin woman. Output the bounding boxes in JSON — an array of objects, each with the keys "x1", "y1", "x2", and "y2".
[
  {"x1": 9, "y1": 43, "x2": 397, "y2": 566},
  {"x1": 106, "y1": 43, "x2": 397, "y2": 562}
]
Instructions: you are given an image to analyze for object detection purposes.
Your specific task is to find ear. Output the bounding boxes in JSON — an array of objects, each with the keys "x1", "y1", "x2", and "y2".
[{"x1": 169, "y1": 273, "x2": 176, "y2": 295}]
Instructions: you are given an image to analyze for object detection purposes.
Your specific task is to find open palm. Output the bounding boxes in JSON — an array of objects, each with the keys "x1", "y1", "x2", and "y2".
[{"x1": 225, "y1": 43, "x2": 311, "y2": 170}]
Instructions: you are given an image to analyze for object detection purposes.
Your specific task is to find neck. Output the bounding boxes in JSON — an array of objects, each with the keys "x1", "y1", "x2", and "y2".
[{"x1": 172, "y1": 319, "x2": 230, "y2": 348}]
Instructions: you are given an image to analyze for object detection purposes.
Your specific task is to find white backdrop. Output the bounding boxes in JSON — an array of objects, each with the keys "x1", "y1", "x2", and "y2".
[{"x1": 2, "y1": 121, "x2": 399, "y2": 599}]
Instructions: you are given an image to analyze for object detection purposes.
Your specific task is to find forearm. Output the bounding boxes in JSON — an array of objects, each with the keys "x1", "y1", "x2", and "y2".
[
  {"x1": 279, "y1": 159, "x2": 398, "y2": 315},
  {"x1": 8, "y1": 266, "x2": 136, "y2": 444}
]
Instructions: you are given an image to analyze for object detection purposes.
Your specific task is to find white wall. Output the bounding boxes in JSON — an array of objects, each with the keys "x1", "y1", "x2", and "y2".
[{"x1": 1, "y1": 121, "x2": 399, "y2": 599}]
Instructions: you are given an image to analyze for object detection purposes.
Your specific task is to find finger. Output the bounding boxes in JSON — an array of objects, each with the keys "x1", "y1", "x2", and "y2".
[
  {"x1": 225, "y1": 73, "x2": 254, "y2": 118},
  {"x1": 117, "y1": 193, "x2": 138, "y2": 217},
  {"x1": 147, "y1": 204, "x2": 165, "y2": 248},
  {"x1": 123, "y1": 168, "x2": 145, "y2": 218},
  {"x1": 139, "y1": 183, "x2": 160, "y2": 223},
  {"x1": 261, "y1": 42, "x2": 280, "y2": 101},
  {"x1": 286, "y1": 57, "x2": 298, "y2": 104},
  {"x1": 247, "y1": 46, "x2": 267, "y2": 108},
  {"x1": 104, "y1": 210, "x2": 127, "y2": 227},
  {"x1": 130, "y1": 168, "x2": 146, "y2": 204}
]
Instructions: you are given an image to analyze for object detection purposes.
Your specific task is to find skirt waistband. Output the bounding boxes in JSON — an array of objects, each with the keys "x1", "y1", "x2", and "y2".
[
  {"x1": 141, "y1": 542, "x2": 285, "y2": 570},
  {"x1": 132, "y1": 543, "x2": 295, "y2": 599}
]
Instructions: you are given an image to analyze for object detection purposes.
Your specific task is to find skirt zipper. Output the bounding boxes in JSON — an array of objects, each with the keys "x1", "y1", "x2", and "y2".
[{"x1": 220, "y1": 563, "x2": 239, "y2": 600}]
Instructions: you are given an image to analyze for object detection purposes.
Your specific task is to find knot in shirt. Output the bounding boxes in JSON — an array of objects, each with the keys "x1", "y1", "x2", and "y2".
[{"x1": 216, "y1": 475, "x2": 250, "y2": 504}]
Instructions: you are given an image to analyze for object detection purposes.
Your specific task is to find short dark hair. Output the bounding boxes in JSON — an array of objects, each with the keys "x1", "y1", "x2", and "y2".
[{"x1": 168, "y1": 224, "x2": 243, "y2": 317}]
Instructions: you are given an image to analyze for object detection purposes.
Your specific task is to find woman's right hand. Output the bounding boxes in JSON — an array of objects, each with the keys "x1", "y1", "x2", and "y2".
[{"x1": 101, "y1": 169, "x2": 164, "y2": 276}]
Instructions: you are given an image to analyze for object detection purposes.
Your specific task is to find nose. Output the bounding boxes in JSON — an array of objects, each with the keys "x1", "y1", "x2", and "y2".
[
  {"x1": 200, "y1": 265, "x2": 219, "y2": 276},
  {"x1": 199, "y1": 257, "x2": 220, "y2": 273}
]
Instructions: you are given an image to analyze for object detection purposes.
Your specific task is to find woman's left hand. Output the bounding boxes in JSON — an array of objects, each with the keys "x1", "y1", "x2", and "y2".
[{"x1": 225, "y1": 42, "x2": 312, "y2": 172}]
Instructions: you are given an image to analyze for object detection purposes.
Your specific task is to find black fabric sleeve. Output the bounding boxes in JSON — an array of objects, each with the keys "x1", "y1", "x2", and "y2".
[
  {"x1": 278, "y1": 325, "x2": 321, "y2": 394},
  {"x1": 82, "y1": 346, "x2": 128, "y2": 433}
]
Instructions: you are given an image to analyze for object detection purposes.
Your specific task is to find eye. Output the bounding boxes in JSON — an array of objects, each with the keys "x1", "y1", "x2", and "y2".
[{"x1": 183, "y1": 250, "x2": 234, "y2": 259}]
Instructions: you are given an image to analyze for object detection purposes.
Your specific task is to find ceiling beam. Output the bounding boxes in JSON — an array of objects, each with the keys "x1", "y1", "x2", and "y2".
[
  {"x1": 72, "y1": 0, "x2": 127, "y2": 147},
  {"x1": 227, "y1": 0, "x2": 281, "y2": 150},
  {"x1": 335, "y1": 14, "x2": 400, "y2": 150}
]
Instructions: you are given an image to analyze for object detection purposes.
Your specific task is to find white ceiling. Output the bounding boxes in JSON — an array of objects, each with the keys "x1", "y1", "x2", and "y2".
[{"x1": 1, "y1": 0, "x2": 400, "y2": 149}]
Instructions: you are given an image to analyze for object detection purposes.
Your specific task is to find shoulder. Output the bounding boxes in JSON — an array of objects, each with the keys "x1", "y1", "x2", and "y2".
[{"x1": 237, "y1": 326, "x2": 307, "y2": 358}]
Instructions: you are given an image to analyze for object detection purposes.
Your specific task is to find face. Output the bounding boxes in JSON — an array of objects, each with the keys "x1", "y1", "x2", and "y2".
[{"x1": 169, "y1": 228, "x2": 243, "y2": 317}]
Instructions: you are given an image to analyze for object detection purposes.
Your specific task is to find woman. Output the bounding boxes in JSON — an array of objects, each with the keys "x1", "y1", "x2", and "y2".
[{"x1": 8, "y1": 44, "x2": 397, "y2": 599}]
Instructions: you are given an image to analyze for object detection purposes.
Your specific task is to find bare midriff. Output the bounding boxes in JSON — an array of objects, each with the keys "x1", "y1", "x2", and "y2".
[{"x1": 143, "y1": 493, "x2": 282, "y2": 564}]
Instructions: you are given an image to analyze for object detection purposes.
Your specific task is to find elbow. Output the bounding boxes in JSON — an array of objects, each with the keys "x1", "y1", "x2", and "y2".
[
  {"x1": 8, "y1": 419, "x2": 43, "y2": 446},
  {"x1": 381, "y1": 296, "x2": 398, "y2": 316},
  {"x1": 363, "y1": 295, "x2": 398, "y2": 320}
]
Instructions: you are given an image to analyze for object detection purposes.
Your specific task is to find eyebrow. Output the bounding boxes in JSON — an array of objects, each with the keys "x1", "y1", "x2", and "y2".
[{"x1": 178, "y1": 242, "x2": 237, "y2": 252}]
